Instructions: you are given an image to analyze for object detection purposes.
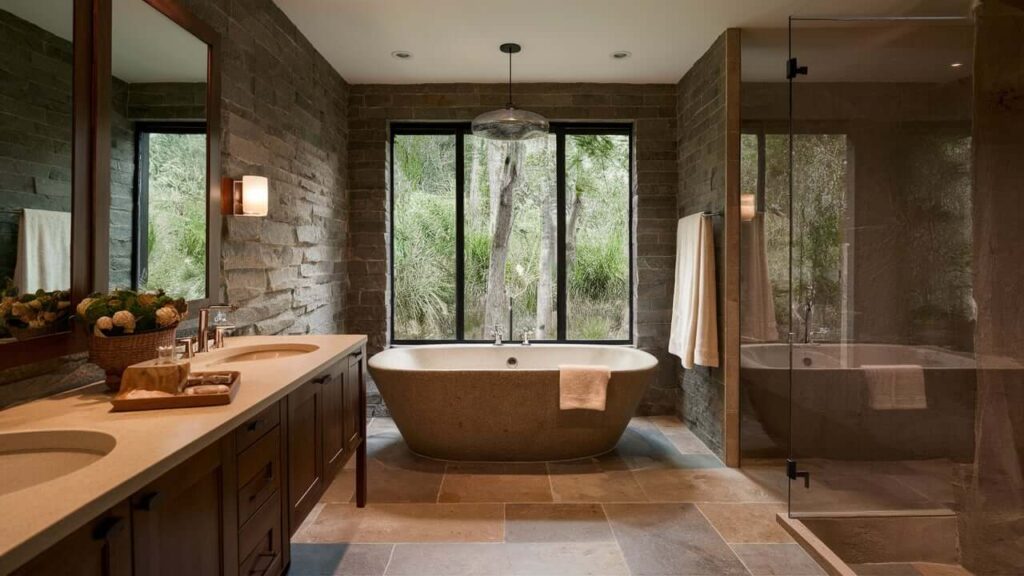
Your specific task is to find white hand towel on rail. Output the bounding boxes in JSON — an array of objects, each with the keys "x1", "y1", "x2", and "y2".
[
  {"x1": 669, "y1": 213, "x2": 719, "y2": 369},
  {"x1": 13, "y1": 208, "x2": 71, "y2": 293}
]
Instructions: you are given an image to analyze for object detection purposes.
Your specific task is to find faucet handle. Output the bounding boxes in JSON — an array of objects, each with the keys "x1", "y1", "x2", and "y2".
[
  {"x1": 176, "y1": 336, "x2": 197, "y2": 359},
  {"x1": 521, "y1": 327, "x2": 533, "y2": 345},
  {"x1": 213, "y1": 325, "x2": 236, "y2": 349}
]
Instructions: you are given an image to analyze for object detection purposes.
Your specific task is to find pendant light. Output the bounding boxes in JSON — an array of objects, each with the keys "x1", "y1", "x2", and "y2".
[{"x1": 472, "y1": 43, "x2": 549, "y2": 141}]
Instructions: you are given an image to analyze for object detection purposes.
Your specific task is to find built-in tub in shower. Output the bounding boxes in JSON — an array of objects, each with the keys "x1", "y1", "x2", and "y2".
[
  {"x1": 741, "y1": 343, "x2": 978, "y2": 461},
  {"x1": 368, "y1": 344, "x2": 658, "y2": 461}
]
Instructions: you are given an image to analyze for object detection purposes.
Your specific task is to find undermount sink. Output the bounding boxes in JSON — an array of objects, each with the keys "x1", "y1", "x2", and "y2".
[
  {"x1": 207, "y1": 343, "x2": 320, "y2": 364},
  {"x1": 0, "y1": 430, "x2": 116, "y2": 496}
]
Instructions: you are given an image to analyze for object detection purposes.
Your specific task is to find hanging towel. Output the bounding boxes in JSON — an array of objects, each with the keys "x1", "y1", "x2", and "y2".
[
  {"x1": 864, "y1": 365, "x2": 927, "y2": 410},
  {"x1": 13, "y1": 209, "x2": 71, "y2": 293},
  {"x1": 559, "y1": 364, "x2": 611, "y2": 411},
  {"x1": 669, "y1": 213, "x2": 719, "y2": 369},
  {"x1": 740, "y1": 214, "x2": 779, "y2": 342}
]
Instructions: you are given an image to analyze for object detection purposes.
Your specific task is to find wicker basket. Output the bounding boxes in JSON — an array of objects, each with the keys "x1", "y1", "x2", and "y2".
[
  {"x1": 89, "y1": 325, "x2": 177, "y2": 391},
  {"x1": 8, "y1": 323, "x2": 64, "y2": 341}
]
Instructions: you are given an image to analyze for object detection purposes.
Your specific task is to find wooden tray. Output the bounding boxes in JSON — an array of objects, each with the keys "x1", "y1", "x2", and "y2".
[{"x1": 111, "y1": 371, "x2": 241, "y2": 412}]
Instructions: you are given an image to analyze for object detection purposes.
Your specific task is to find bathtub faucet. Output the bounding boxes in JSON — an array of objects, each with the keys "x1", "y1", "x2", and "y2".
[{"x1": 491, "y1": 324, "x2": 504, "y2": 346}]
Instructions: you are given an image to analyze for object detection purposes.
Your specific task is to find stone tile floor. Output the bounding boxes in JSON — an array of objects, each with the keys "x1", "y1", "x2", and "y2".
[
  {"x1": 290, "y1": 417, "x2": 973, "y2": 575},
  {"x1": 290, "y1": 416, "x2": 818, "y2": 575}
]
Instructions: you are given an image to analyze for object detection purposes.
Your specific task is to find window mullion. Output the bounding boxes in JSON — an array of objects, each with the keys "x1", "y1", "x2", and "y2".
[
  {"x1": 455, "y1": 129, "x2": 466, "y2": 341},
  {"x1": 556, "y1": 129, "x2": 567, "y2": 341}
]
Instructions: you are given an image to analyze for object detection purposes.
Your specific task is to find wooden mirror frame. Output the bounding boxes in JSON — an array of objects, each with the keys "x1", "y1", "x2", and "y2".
[
  {"x1": 93, "y1": 0, "x2": 222, "y2": 308},
  {"x1": 0, "y1": 0, "x2": 221, "y2": 372},
  {"x1": 0, "y1": 0, "x2": 100, "y2": 371}
]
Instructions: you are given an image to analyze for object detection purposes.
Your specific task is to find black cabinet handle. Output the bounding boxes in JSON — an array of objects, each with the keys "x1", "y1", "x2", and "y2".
[
  {"x1": 247, "y1": 418, "x2": 262, "y2": 432},
  {"x1": 91, "y1": 516, "x2": 124, "y2": 541},
  {"x1": 137, "y1": 491, "x2": 163, "y2": 511}
]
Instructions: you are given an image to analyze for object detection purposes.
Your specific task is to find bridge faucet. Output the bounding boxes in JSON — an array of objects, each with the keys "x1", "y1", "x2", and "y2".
[
  {"x1": 198, "y1": 304, "x2": 238, "y2": 353},
  {"x1": 491, "y1": 324, "x2": 504, "y2": 346}
]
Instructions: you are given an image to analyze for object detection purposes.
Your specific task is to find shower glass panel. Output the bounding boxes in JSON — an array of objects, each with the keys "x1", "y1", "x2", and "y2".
[{"x1": 787, "y1": 17, "x2": 975, "y2": 517}]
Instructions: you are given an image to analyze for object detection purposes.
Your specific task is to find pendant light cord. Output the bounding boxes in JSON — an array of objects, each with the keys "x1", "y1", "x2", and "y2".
[{"x1": 507, "y1": 50, "x2": 513, "y2": 108}]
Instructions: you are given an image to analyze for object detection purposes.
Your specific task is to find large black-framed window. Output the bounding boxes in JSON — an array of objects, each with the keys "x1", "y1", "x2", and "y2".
[
  {"x1": 131, "y1": 121, "x2": 207, "y2": 297},
  {"x1": 390, "y1": 122, "x2": 634, "y2": 344}
]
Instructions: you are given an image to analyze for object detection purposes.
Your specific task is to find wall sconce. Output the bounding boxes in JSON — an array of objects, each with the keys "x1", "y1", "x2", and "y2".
[
  {"x1": 222, "y1": 175, "x2": 269, "y2": 217},
  {"x1": 740, "y1": 193, "x2": 756, "y2": 222}
]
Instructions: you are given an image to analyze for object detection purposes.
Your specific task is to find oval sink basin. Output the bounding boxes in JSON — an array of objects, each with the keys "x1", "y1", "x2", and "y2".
[
  {"x1": 209, "y1": 343, "x2": 319, "y2": 365},
  {"x1": 0, "y1": 430, "x2": 116, "y2": 496}
]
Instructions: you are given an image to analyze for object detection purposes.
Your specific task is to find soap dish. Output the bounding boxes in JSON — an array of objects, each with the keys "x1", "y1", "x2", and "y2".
[{"x1": 111, "y1": 371, "x2": 241, "y2": 412}]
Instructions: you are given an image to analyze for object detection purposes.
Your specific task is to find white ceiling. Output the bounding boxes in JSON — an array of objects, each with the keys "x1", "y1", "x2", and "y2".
[
  {"x1": 2, "y1": 0, "x2": 206, "y2": 83},
  {"x1": 272, "y1": 0, "x2": 972, "y2": 84}
]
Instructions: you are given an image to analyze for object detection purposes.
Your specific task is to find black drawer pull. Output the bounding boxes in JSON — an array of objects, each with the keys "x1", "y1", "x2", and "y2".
[
  {"x1": 247, "y1": 463, "x2": 274, "y2": 502},
  {"x1": 246, "y1": 418, "x2": 262, "y2": 432},
  {"x1": 249, "y1": 552, "x2": 278, "y2": 576},
  {"x1": 91, "y1": 516, "x2": 124, "y2": 541},
  {"x1": 137, "y1": 491, "x2": 163, "y2": 511}
]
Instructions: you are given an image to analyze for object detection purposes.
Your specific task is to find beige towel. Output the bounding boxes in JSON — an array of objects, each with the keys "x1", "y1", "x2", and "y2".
[
  {"x1": 864, "y1": 365, "x2": 927, "y2": 410},
  {"x1": 740, "y1": 214, "x2": 779, "y2": 342},
  {"x1": 669, "y1": 213, "x2": 719, "y2": 368},
  {"x1": 559, "y1": 364, "x2": 611, "y2": 411}
]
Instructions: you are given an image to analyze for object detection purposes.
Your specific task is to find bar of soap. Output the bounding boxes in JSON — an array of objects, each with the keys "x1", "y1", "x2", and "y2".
[
  {"x1": 124, "y1": 389, "x2": 174, "y2": 399},
  {"x1": 121, "y1": 360, "x2": 191, "y2": 395},
  {"x1": 184, "y1": 384, "x2": 230, "y2": 396}
]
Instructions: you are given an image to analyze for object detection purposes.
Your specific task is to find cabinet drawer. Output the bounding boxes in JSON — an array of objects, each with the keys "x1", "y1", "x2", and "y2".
[
  {"x1": 238, "y1": 426, "x2": 281, "y2": 525},
  {"x1": 239, "y1": 491, "x2": 284, "y2": 576},
  {"x1": 236, "y1": 402, "x2": 280, "y2": 453}
]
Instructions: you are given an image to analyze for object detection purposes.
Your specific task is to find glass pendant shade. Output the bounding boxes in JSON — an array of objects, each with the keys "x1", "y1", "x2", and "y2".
[
  {"x1": 471, "y1": 106, "x2": 550, "y2": 140},
  {"x1": 472, "y1": 42, "x2": 549, "y2": 141}
]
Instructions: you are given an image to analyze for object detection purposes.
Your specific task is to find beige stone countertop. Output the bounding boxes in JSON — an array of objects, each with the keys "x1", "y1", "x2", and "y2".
[{"x1": 0, "y1": 334, "x2": 366, "y2": 574}]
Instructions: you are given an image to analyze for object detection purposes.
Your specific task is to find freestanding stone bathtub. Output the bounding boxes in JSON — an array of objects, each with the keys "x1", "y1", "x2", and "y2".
[{"x1": 368, "y1": 344, "x2": 658, "y2": 461}]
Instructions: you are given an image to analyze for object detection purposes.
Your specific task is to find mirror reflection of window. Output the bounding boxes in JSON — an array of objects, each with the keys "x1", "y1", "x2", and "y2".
[
  {"x1": 109, "y1": 0, "x2": 208, "y2": 301},
  {"x1": 0, "y1": 0, "x2": 74, "y2": 341},
  {"x1": 135, "y1": 123, "x2": 207, "y2": 301}
]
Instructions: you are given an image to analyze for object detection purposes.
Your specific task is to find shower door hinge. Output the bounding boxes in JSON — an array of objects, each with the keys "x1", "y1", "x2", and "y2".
[
  {"x1": 787, "y1": 459, "x2": 811, "y2": 488},
  {"x1": 787, "y1": 58, "x2": 809, "y2": 80}
]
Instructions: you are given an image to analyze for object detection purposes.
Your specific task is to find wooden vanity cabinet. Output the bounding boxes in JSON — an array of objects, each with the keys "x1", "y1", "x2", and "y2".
[
  {"x1": 285, "y1": 375, "x2": 325, "y2": 534},
  {"x1": 12, "y1": 347, "x2": 366, "y2": 576},
  {"x1": 321, "y1": 361, "x2": 347, "y2": 477},
  {"x1": 11, "y1": 501, "x2": 133, "y2": 576},
  {"x1": 130, "y1": 439, "x2": 238, "y2": 576}
]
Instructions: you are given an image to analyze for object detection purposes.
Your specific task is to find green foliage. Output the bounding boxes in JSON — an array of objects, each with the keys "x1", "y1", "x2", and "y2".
[
  {"x1": 570, "y1": 237, "x2": 628, "y2": 301},
  {"x1": 394, "y1": 131, "x2": 631, "y2": 341},
  {"x1": 141, "y1": 132, "x2": 207, "y2": 300}
]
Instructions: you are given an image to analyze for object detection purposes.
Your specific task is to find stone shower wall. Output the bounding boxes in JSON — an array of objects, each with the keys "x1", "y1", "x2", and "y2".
[
  {"x1": 346, "y1": 83, "x2": 680, "y2": 416},
  {"x1": 675, "y1": 32, "x2": 732, "y2": 458},
  {"x1": 0, "y1": 9, "x2": 74, "y2": 286},
  {"x1": 1, "y1": 0, "x2": 349, "y2": 408}
]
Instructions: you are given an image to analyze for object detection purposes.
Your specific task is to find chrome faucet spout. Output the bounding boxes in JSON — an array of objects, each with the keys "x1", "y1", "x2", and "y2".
[{"x1": 491, "y1": 324, "x2": 504, "y2": 346}]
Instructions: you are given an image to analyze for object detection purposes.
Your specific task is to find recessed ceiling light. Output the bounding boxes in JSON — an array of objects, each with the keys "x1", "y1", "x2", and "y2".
[
  {"x1": 611, "y1": 51, "x2": 632, "y2": 60},
  {"x1": 391, "y1": 51, "x2": 413, "y2": 60},
  {"x1": 950, "y1": 62, "x2": 963, "y2": 68}
]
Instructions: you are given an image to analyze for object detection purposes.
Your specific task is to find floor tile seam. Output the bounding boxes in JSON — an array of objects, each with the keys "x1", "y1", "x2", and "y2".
[
  {"x1": 598, "y1": 502, "x2": 635, "y2": 576},
  {"x1": 693, "y1": 504, "x2": 754, "y2": 576}
]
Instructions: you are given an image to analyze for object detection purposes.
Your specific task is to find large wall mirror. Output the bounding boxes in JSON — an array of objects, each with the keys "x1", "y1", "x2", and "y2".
[
  {"x1": 106, "y1": 0, "x2": 220, "y2": 306},
  {"x1": 0, "y1": 0, "x2": 83, "y2": 359}
]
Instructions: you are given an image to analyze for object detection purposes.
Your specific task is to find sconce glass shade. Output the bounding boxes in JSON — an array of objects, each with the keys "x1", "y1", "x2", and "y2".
[
  {"x1": 241, "y1": 175, "x2": 269, "y2": 216},
  {"x1": 472, "y1": 107, "x2": 550, "y2": 141},
  {"x1": 740, "y1": 193, "x2": 756, "y2": 222}
]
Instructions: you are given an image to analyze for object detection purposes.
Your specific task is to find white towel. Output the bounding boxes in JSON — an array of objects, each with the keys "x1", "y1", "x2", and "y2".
[
  {"x1": 669, "y1": 213, "x2": 719, "y2": 369},
  {"x1": 740, "y1": 214, "x2": 779, "y2": 342},
  {"x1": 864, "y1": 365, "x2": 927, "y2": 410},
  {"x1": 13, "y1": 209, "x2": 71, "y2": 293}
]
